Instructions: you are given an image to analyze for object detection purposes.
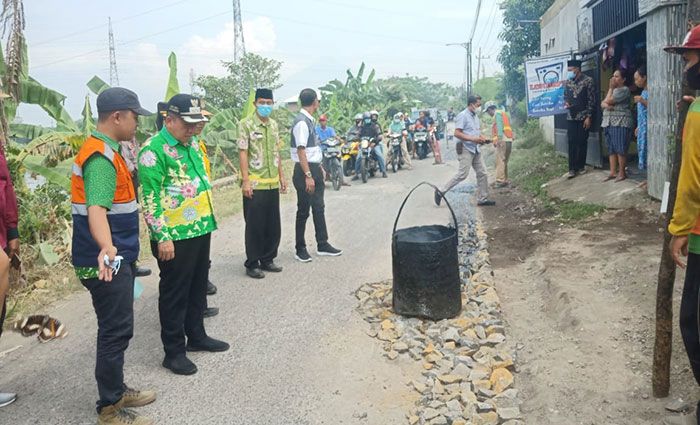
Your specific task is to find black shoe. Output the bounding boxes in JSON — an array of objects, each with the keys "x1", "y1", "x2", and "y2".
[
  {"x1": 351, "y1": 175, "x2": 359, "y2": 181},
  {"x1": 207, "y1": 280, "x2": 217, "y2": 296},
  {"x1": 246, "y1": 267, "x2": 265, "y2": 279},
  {"x1": 295, "y1": 248, "x2": 312, "y2": 263},
  {"x1": 477, "y1": 200, "x2": 496, "y2": 206},
  {"x1": 318, "y1": 243, "x2": 343, "y2": 257},
  {"x1": 434, "y1": 189, "x2": 442, "y2": 206},
  {"x1": 261, "y1": 262, "x2": 283, "y2": 273},
  {"x1": 162, "y1": 355, "x2": 197, "y2": 375},
  {"x1": 567, "y1": 171, "x2": 576, "y2": 179},
  {"x1": 382, "y1": 172, "x2": 388, "y2": 178},
  {"x1": 203, "y1": 307, "x2": 219, "y2": 318},
  {"x1": 186, "y1": 336, "x2": 230, "y2": 353},
  {"x1": 135, "y1": 266, "x2": 152, "y2": 277}
]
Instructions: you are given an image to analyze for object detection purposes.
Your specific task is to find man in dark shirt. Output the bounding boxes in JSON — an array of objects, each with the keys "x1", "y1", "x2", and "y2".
[
  {"x1": 353, "y1": 112, "x2": 387, "y2": 178},
  {"x1": 564, "y1": 59, "x2": 595, "y2": 178}
]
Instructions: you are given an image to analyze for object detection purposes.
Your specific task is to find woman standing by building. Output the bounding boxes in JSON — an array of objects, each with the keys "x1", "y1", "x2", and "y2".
[
  {"x1": 601, "y1": 69, "x2": 634, "y2": 182},
  {"x1": 634, "y1": 66, "x2": 649, "y2": 188}
]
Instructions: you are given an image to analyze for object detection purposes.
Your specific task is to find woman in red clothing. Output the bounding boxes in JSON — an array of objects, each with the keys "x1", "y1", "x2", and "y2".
[{"x1": 0, "y1": 144, "x2": 19, "y2": 408}]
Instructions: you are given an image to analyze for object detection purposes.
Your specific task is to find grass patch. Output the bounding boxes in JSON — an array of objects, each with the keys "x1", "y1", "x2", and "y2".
[{"x1": 510, "y1": 120, "x2": 605, "y2": 222}]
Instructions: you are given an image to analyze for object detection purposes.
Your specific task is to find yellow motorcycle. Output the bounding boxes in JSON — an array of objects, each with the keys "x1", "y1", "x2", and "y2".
[{"x1": 341, "y1": 137, "x2": 360, "y2": 177}]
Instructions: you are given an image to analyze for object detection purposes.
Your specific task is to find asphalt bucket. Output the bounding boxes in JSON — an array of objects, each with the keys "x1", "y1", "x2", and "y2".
[{"x1": 392, "y1": 182, "x2": 462, "y2": 320}]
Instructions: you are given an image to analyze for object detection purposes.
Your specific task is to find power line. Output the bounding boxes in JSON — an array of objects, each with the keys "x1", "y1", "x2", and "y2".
[
  {"x1": 474, "y1": 1, "x2": 498, "y2": 50},
  {"x1": 32, "y1": 0, "x2": 192, "y2": 46},
  {"x1": 468, "y1": 0, "x2": 483, "y2": 43}
]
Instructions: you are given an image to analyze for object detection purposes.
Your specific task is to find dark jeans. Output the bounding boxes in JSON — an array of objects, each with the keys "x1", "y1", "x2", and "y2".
[
  {"x1": 567, "y1": 120, "x2": 589, "y2": 172},
  {"x1": 81, "y1": 263, "x2": 135, "y2": 411},
  {"x1": 151, "y1": 234, "x2": 210, "y2": 358},
  {"x1": 293, "y1": 163, "x2": 328, "y2": 251},
  {"x1": 681, "y1": 252, "x2": 700, "y2": 385},
  {"x1": 243, "y1": 189, "x2": 281, "y2": 268}
]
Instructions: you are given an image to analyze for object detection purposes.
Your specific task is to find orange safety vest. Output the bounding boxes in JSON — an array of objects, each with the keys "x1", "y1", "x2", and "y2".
[
  {"x1": 492, "y1": 110, "x2": 514, "y2": 140},
  {"x1": 70, "y1": 136, "x2": 140, "y2": 267}
]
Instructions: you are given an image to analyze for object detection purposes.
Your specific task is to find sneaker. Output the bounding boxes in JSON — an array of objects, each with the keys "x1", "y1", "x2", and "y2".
[
  {"x1": 566, "y1": 171, "x2": 576, "y2": 179},
  {"x1": 382, "y1": 172, "x2": 388, "y2": 178},
  {"x1": 135, "y1": 266, "x2": 151, "y2": 278},
  {"x1": 121, "y1": 386, "x2": 156, "y2": 408},
  {"x1": 203, "y1": 307, "x2": 219, "y2": 318},
  {"x1": 206, "y1": 280, "x2": 217, "y2": 295},
  {"x1": 295, "y1": 248, "x2": 313, "y2": 263},
  {"x1": 318, "y1": 243, "x2": 343, "y2": 257},
  {"x1": 434, "y1": 189, "x2": 442, "y2": 206},
  {"x1": 186, "y1": 336, "x2": 230, "y2": 353},
  {"x1": 162, "y1": 355, "x2": 197, "y2": 376},
  {"x1": 477, "y1": 200, "x2": 496, "y2": 206},
  {"x1": 98, "y1": 401, "x2": 153, "y2": 425},
  {"x1": 0, "y1": 392, "x2": 16, "y2": 408}
]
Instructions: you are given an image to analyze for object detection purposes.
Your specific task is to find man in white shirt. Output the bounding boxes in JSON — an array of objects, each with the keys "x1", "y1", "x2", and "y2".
[{"x1": 290, "y1": 89, "x2": 343, "y2": 262}]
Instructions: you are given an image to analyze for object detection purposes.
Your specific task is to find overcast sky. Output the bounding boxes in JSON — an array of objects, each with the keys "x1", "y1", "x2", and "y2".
[{"x1": 22, "y1": 0, "x2": 504, "y2": 125}]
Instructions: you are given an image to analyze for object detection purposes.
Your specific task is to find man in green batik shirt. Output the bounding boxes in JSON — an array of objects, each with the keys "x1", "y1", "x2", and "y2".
[
  {"x1": 238, "y1": 88, "x2": 287, "y2": 279},
  {"x1": 138, "y1": 93, "x2": 229, "y2": 376}
]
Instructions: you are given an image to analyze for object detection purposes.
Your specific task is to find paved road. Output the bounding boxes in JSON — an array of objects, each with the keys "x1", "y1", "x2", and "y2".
[{"x1": 0, "y1": 145, "x2": 474, "y2": 425}]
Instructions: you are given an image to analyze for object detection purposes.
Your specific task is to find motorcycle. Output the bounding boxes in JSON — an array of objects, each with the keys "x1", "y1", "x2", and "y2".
[
  {"x1": 341, "y1": 137, "x2": 360, "y2": 177},
  {"x1": 359, "y1": 137, "x2": 379, "y2": 183},
  {"x1": 388, "y1": 133, "x2": 403, "y2": 173},
  {"x1": 414, "y1": 130, "x2": 430, "y2": 160},
  {"x1": 322, "y1": 137, "x2": 343, "y2": 191}
]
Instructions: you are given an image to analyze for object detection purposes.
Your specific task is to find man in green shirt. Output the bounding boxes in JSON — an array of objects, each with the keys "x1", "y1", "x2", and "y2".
[
  {"x1": 71, "y1": 87, "x2": 155, "y2": 425},
  {"x1": 138, "y1": 94, "x2": 229, "y2": 376},
  {"x1": 238, "y1": 88, "x2": 287, "y2": 279}
]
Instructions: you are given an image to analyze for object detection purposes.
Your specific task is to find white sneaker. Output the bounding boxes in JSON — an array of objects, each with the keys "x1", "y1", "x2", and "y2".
[{"x1": 0, "y1": 392, "x2": 17, "y2": 408}]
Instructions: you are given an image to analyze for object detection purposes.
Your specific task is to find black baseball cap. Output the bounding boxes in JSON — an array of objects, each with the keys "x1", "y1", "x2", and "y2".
[
  {"x1": 166, "y1": 94, "x2": 208, "y2": 123},
  {"x1": 96, "y1": 87, "x2": 152, "y2": 115}
]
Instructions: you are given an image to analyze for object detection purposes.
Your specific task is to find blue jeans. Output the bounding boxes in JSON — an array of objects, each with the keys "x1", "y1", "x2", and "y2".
[{"x1": 355, "y1": 144, "x2": 386, "y2": 174}]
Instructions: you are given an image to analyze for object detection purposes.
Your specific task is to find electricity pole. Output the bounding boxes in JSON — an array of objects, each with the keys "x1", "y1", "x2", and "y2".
[
  {"x1": 476, "y1": 48, "x2": 490, "y2": 82},
  {"x1": 108, "y1": 17, "x2": 119, "y2": 86},
  {"x1": 446, "y1": 42, "x2": 471, "y2": 95}
]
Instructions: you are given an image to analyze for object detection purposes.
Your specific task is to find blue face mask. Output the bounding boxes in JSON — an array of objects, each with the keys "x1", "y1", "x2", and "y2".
[
  {"x1": 567, "y1": 71, "x2": 576, "y2": 80},
  {"x1": 364, "y1": 118, "x2": 372, "y2": 125},
  {"x1": 257, "y1": 105, "x2": 273, "y2": 118}
]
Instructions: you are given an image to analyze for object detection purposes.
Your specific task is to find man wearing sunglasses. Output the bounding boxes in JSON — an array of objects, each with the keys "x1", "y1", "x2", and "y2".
[
  {"x1": 138, "y1": 94, "x2": 229, "y2": 377},
  {"x1": 71, "y1": 87, "x2": 155, "y2": 425}
]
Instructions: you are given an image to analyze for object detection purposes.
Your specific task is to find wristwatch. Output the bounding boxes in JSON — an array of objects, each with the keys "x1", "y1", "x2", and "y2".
[{"x1": 305, "y1": 171, "x2": 312, "y2": 178}]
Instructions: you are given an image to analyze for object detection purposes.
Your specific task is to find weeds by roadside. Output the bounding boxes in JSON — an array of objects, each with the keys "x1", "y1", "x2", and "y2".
[{"x1": 509, "y1": 120, "x2": 606, "y2": 222}]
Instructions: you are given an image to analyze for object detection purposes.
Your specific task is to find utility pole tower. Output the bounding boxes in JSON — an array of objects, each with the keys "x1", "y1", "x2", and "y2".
[
  {"x1": 232, "y1": 0, "x2": 246, "y2": 63},
  {"x1": 476, "y1": 48, "x2": 490, "y2": 82},
  {"x1": 108, "y1": 17, "x2": 119, "y2": 86}
]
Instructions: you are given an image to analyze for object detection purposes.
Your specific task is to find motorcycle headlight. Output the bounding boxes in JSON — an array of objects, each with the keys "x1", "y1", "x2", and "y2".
[{"x1": 361, "y1": 140, "x2": 369, "y2": 149}]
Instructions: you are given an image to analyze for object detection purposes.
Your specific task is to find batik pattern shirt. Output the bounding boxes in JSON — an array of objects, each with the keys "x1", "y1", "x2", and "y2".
[
  {"x1": 237, "y1": 113, "x2": 282, "y2": 190},
  {"x1": 138, "y1": 127, "x2": 217, "y2": 243},
  {"x1": 565, "y1": 74, "x2": 596, "y2": 121}
]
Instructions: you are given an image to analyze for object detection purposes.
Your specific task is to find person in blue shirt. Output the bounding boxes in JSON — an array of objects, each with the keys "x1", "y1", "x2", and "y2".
[{"x1": 315, "y1": 114, "x2": 337, "y2": 142}]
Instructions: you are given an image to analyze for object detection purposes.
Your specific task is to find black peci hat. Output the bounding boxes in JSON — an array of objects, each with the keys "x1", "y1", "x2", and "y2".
[{"x1": 166, "y1": 94, "x2": 208, "y2": 123}]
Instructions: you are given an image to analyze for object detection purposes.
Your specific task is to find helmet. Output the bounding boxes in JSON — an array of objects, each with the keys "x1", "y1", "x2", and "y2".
[
  {"x1": 362, "y1": 112, "x2": 371, "y2": 119},
  {"x1": 319, "y1": 114, "x2": 328, "y2": 121},
  {"x1": 484, "y1": 101, "x2": 498, "y2": 111},
  {"x1": 354, "y1": 113, "x2": 363, "y2": 121},
  {"x1": 393, "y1": 113, "x2": 402, "y2": 121},
  {"x1": 370, "y1": 110, "x2": 379, "y2": 117}
]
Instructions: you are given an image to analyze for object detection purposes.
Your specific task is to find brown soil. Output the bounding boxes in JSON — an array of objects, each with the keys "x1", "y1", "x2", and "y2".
[{"x1": 483, "y1": 184, "x2": 700, "y2": 425}]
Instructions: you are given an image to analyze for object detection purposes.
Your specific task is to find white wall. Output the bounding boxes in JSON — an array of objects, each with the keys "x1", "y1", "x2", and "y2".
[{"x1": 538, "y1": 0, "x2": 582, "y2": 144}]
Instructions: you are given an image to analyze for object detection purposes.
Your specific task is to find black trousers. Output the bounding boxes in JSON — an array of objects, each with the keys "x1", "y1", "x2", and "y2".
[
  {"x1": 567, "y1": 120, "x2": 589, "y2": 172},
  {"x1": 681, "y1": 253, "x2": 700, "y2": 385},
  {"x1": 243, "y1": 189, "x2": 281, "y2": 268},
  {"x1": 293, "y1": 163, "x2": 328, "y2": 251},
  {"x1": 81, "y1": 263, "x2": 135, "y2": 411},
  {"x1": 151, "y1": 234, "x2": 210, "y2": 357},
  {"x1": 0, "y1": 297, "x2": 5, "y2": 338}
]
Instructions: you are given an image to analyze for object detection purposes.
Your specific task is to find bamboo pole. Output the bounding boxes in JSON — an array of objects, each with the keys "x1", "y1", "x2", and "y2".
[{"x1": 652, "y1": 7, "x2": 700, "y2": 397}]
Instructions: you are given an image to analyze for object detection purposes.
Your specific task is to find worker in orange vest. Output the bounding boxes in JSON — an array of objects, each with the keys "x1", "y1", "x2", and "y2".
[{"x1": 485, "y1": 102, "x2": 515, "y2": 187}]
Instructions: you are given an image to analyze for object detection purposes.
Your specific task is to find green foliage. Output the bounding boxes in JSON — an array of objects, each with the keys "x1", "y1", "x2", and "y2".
[
  {"x1": 165, "y1": 52, "x2": 180, "y2": 101},
  {"x1": 473, "y1": 75, "x2": 505, "y2": 104},
  {"x1": 195, "y1": 53, "x2": 282, "y2": 111},
  {"x1": 497, "y1": 0, "x2": 555, "y2": 101}
]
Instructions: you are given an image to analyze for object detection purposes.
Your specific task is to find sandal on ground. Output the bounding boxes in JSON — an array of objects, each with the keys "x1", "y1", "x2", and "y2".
[{"x1": 603, "y1": 175, "x2": 615, "y2": 182}]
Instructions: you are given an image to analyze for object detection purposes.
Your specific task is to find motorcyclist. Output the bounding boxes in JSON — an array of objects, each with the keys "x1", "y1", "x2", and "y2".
[
  {"x1": 421, "y1": 110, "x2": 443, "y2": 165},
  {"x1": 353, "y1": 112, "x2": 387, "y2": 179},
  {"x1": 346, "y1": 113, "x2": 363, "y2": 140},
  {"x1": 387, "y1": 113, "x2": 412, "y2": 169},
  {"x1": 315, "y1": 114, "x2": 336, "y2": 142},
  {"x1": 370, "y1": 110, "x2": 382, "y2": 132}
]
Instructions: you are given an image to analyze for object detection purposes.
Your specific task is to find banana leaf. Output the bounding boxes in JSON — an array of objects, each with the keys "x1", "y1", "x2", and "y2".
[
  {"x1": 23, "y1": 155, "x2": 71, "y2": 191},
  {"x1": 240, "y1": 88, "x2": 255, "y2": 119},
  {"x1": 20, "y1": 78, "x2": 77, "y2": 132},
  {"x1": 9, "y1": 123, "x2": 53, "y2": 140},
  {"x1": 87, "y1": 76, "x2": 110, "y2": 95},
  {"x1": 16, "y1": 131, "x2": 85, "y2": 164},
  {"x1": 82, "y1": 94, "x2": 95, "y2": 134},
  {"x1": 164, "y1": 52, "x2": 180, "y2": 101}
]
